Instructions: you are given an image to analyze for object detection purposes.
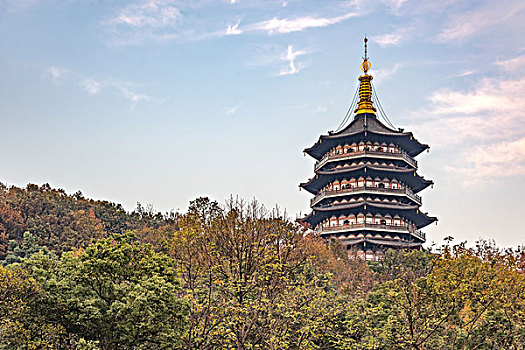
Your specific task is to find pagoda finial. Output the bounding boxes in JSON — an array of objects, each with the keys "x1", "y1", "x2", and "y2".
[
  {"x1": 355, "y1": 36, "x2": 376, "y2": 116},
  {"x1": 362, "y1": 36, "x2": 370, "y2": 73}
]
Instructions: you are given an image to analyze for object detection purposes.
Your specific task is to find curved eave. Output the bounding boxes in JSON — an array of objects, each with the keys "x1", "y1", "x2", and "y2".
[
  {"x1": 304, "y1": 131, "x2": 428, "y2": 160},
  {"x1": 299, "y1": 165, "x2": 433, "y2": 194},
  {"x1": 341, "y1": 237, "x2": 423, "y2": 248},
  {"x1": 316, "y1": 153, "x2": 417, "y2": 172},
  {"x1": 303, "y1": 200, "x2": 437, "y2": 229}
]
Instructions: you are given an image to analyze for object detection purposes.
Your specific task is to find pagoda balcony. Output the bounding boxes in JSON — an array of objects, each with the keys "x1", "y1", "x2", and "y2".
[
  {"x1": 314, "y1": 149, "x2": 417, "y2": 171},
  {"x1": 316, "y1": 223, "x2": 425, "y2": 241},
  {"x1": 311, "y1": 185, "x2": 422, "y2": 206}
]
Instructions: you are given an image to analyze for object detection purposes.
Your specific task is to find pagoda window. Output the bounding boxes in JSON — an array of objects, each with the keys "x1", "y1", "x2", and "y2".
[
  {"x1": 366, "y1": 180, "x2": 373, "y2": 187},
  {"x1": 343, "y1": 219, "x2": 349, "y2": 225},
  {"x1": 378, "y1": 183, "x2": 385, "y2": 188},
  {"x1": 380, "y1": 219, "x2": 386, "y2": 225},
  {"x1": 392, "y1": 183, "x2": 398, "y2": 189},
  {"x1": 366, "y1": 216, "x2": 373, "y2": 224},
  {"x1": 394, "y1": 219, "x2": 401, "y2": 226},
  {"x1": 357, "y1": 216, "x2": 364, "y2": 224}
]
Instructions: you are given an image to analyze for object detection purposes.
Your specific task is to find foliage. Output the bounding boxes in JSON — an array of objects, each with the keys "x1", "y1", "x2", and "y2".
[
  {"x1": 0, "y1": 183, "x2": 176, "y2": 260},
  {"x1": 3, "y1": 231, "x2": 55, "y2": 266},
  {"x1": 0, "y1": 265, "x2": 65, "y2": 349},
  {"x1": 1, "y1": 187, "x2": 524, "y2": 349},
  {"x1": 320, "y1": 243, "x2": 525, "y2": 350},
  {"x1": 16, "y1": 233, "x2": 189, "y2": 349},
  {"x1": 169, "y1": 198, "x2": 342, "y2": 349}
]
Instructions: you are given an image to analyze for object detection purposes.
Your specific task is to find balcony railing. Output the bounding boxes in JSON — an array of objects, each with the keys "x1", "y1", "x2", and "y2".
[
  {"x1": 311, "y1": 185, "x2": 422, "y2": 206},
  {"x1": 317, "y1": 223, "x2": 425, "y2": 241},
  {"x1": 315, "y1": 149, "x2": 417, "y2": 171}
]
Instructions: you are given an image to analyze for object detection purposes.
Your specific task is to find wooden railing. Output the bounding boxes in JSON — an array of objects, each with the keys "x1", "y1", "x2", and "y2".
[
  {"x1": 311, "y1": 185, "x2": 422, "y2": 206},
  {"x1": 315, "y1": 149, "x2": 417, "y2": 170},
  {"x1": 317, "y1": 223, "x2": 425, "y2": 241}
]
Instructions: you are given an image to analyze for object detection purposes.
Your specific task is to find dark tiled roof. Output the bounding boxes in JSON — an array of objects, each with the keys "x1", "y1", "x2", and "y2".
[
  {"x1": 302, "y1": 199, "x2": 437, "y2": 229},
  {"x1": 304, "y1": 114, "x2": 429, "y2": 159},
  {"x1": 336, "y1": 113, "x2": 401, "y2": 136},
  {"x1": 340, "y1": 237, "x2": 423, "y2": 248},
  {"x1": 299, "y1": 164, "x2": 433, "y2": 194}
]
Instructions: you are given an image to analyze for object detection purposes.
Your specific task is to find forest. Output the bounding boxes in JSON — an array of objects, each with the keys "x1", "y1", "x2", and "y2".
[{"x1": 1, "y1": 183, "x2": 525, "y2": 349}]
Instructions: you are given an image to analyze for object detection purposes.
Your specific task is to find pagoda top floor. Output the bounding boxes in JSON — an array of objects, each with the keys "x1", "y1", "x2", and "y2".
[{"x1": 304, "y1": 113, "x2": 429, "y2": 160}]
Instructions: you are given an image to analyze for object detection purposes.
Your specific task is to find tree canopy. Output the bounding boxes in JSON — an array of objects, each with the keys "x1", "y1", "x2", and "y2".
[{"x1": 1, "y1": 186, "x2": 524, "y2": 349}]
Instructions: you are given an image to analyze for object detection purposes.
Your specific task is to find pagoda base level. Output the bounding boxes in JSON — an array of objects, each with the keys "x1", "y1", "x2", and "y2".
[{"x1": 328, "y1": 236, "x2": 423, "y2": 261}]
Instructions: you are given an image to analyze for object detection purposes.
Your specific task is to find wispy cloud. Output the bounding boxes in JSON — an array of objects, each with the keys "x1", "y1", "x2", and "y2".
[
  {"x1": 225, "y1": 103, "x2": 242, "y2": 115},
  {"x1": 45, "y1": 66, "x2": 72, "y2": 83},
  {"x1": 80, "y1": 78, "x2": 103, "y2": 96},
  {"x1": 279, "y1": 45, "x2": 307, "y2": 76},
  {"x1": 369, "y1": 63, "x2": 402, "y2": 84},
  {"x1": 226, "y1": 20, "x2": 242, "y2": 35},
  {"x1": 497, "y1": 54, "x2": 525, "y2": 72},
  {"x1": 448, "y1": 137, "x2": 525, "y2": 185},
  {"x1": 44, "y1": 66, "x2": 153, "y2": 107},
  {"x1": 436, "y1": 0, "x2": 525, "y2": 42},
  {"x1": 105, "y1": 1, "x2": 359, "y2": 45},
  {"x1": 412, "y1": 75, "x2": 525, "y2": 184},
  {"x1": 214, "y1": 12, "x2": 359, "y2": 40},
  {"x1": 248, "y1": 12, "x2": 358, "y2": 34},
  {"x1": 383, "y1": 0, "x2": 408, "y2": 10},
  {"x1": 372, "y1": 27, "x2": 411, "y2": 46},
  {"x1": 105, "y1": 0, "x2": 183, "y2": 46},
  {"x1": 453, "y1": 70, "x2": 477, "y2": 78},
  {"x1": 314, "y1": 105, "x2": 328, "y2": 113},
  {"x1": 110, "y1": 0, "x2": 181, "y2": 28}
]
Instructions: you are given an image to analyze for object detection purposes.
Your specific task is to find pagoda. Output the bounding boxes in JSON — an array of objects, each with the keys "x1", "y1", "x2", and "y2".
[{"x1": 299, "y1": 38, "x2": 437, "y2": 260}]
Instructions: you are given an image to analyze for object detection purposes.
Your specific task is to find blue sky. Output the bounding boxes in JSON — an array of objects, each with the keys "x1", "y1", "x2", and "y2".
[{"x1": 1, "y1": 0, "x2": 524, "y2": 247}]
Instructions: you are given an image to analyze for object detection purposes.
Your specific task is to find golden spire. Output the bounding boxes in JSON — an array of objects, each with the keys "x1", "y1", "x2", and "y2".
[{"x1": 355, "y1": 37, "x2": 377, "y2": 116}]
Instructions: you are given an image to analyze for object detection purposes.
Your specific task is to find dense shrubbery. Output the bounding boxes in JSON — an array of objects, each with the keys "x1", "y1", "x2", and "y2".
[{"x1": 1, "y1": 185, "x2": 525, "y2": 349}]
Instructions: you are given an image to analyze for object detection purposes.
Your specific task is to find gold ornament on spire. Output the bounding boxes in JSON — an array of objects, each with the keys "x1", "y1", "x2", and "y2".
[{"x1": 355, "y1": 37, "x2": 377, "y2": 116}]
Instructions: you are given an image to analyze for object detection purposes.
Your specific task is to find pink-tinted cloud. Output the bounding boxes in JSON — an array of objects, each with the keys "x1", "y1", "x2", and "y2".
[{"x1": 412, "y1": 76, "x2": 525, "y2": 185}]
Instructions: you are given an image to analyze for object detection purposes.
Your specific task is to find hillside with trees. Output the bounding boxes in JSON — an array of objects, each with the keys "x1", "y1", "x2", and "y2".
[
  {"x1": 1, "y1": 183, "x2": 525, "y2": 349},
  {"x1": 0, "y1": 183, "x2": 175, "y2": 261}
]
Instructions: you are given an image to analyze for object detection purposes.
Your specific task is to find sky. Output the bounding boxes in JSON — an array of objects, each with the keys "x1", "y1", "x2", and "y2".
[{"x1": 1, "y1": 0, "x2": 524, "y2": 248}]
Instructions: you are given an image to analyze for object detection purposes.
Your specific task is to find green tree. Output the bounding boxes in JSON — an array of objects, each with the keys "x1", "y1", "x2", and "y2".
[
  {"x1": 171, "y1": 198, "x2": 364, "y2": 350},
  {"x1": 4, "y1": 231, "x2": 54, "y2": 265},
  {"x1": 338, "y1": 243, "x2": 525, "y2": 350},
  {"x1": 0, "y1": 265, "x2": 65, "y2": 349},
  {"x1": 23, "y1": 232, "x2": 189, "y2": 349}
]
